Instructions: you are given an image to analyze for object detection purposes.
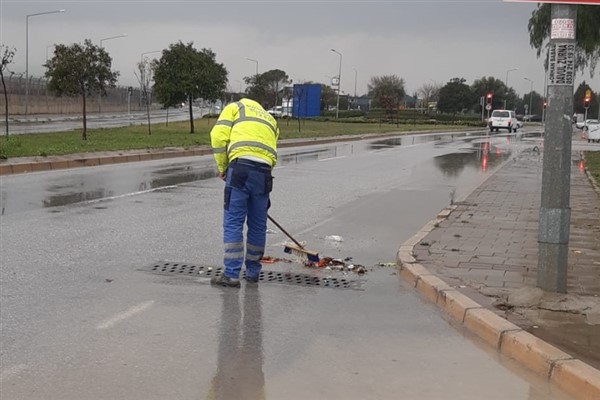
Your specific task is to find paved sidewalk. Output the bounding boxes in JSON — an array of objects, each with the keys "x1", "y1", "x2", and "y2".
[{"x1": 410, "y1": 146, "x2": 600, "y2": 372}]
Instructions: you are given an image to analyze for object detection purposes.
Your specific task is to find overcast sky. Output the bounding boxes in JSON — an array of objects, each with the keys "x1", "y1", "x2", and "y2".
[{"x1": 1, "y1": 0, "x2": 597, "y2": 97}]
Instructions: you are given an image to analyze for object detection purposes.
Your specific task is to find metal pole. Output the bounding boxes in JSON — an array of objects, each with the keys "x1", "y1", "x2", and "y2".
[
  {"x1": 98, "y1": 35, "x2": 127, "y2": 113},
  {"x1": 504, "y1": 68, "x2": 518, "y2": 109},
  {"x1": 537, "y1": 4, "x2": 577, "y2": 293},
  {"x1": 245, "y1": 58, "x2": 258, "y2": 76},
  {"x1": 25, "y1": 9, "x2": 65, "y2": 115},
  {"x1": 353, "y1": 68, "x2": 357, "y2": 97},
  {"x1": 524, "y1": 77, "x2": 533, "y2": 115},
  {"x1": 331, "y1": 49, "x2": 342, "y2": 120}
]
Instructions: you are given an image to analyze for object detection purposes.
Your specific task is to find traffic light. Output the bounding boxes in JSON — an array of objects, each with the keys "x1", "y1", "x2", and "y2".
[
  {"x1": 543, "y1": 101, "x2": 547, "y2": 109},
  {"x1": 486, "y1": 93, "x2": 493, "y2": 105},
  {"x1": 584, "y1": 90, "x2": 591, "y2": 109}
]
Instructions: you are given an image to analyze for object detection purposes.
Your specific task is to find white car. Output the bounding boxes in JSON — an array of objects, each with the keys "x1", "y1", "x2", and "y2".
[
  {"x1": 268, "y1": 106, "x2": 283, "y2": 117},
  {"x1": 488, "y1": 110, "x2": 520, "y2": 133},
  {"x1": 576, "y1": 119, "x2": 599, "y2": 130},
  {"x1": 584, "y1": 121, "x2": 600, "y2": 143}
]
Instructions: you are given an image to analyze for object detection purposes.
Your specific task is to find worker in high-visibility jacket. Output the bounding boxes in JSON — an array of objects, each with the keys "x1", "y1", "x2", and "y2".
[{"x1": 210, "y1": 98, "x2": 279, "y2": 288}]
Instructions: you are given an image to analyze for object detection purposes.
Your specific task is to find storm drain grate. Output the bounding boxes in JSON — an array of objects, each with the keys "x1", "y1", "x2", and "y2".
[{"x1": 141, "y1": 261, "x2": 364, "y2": 290}]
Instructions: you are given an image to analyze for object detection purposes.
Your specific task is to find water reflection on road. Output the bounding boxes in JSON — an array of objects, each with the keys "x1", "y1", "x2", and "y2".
[{"x1": 0, "y1": 131, "x2": 541, "y2": 215}]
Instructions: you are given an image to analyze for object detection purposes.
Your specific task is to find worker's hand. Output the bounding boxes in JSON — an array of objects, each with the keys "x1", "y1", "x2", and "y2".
[{"x1": 219, "y1": 172, "x2": 226, "y2": 181}]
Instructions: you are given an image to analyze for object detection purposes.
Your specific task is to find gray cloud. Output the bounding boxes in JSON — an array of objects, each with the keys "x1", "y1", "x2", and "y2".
[{"x1": 1, "y1": 1, "x2": 595, "y2": 98}]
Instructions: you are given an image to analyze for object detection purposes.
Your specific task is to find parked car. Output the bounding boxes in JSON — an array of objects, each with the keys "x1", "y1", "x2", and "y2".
[
  {"x1": 488, "y1": 109, "x2": 520, "y2": 133},
  {"x1": 268, "y1": 106, "x2": 283, "y2": 117},
  {"x1": 584, "y1": 121, "x2": 600, "y2": 143},
  {"x1": 576, "y1": 119, "x2": 599, "y2": 130}
]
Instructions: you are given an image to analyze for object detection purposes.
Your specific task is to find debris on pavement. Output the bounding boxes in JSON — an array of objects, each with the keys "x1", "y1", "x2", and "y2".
[{"x1": 325, "y1": 235, "x2": 344, "y2": 242}]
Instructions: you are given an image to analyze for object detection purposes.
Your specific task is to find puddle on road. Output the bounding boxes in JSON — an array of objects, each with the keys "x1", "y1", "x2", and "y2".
[{"x1": 4, "y1": 133, "x2": 533, "y2": 214}]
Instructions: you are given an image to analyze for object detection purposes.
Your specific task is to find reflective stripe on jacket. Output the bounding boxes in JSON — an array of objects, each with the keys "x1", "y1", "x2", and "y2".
[{"x1": 210, "y1": 98, "x2": 279, "y2": 173}]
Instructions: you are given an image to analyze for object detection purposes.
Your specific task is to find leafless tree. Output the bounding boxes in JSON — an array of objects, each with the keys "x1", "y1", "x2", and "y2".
[
  {"x1": 418, "y1": 82, "x2": 442, "y2": 114},
  {"x1": 1, "y1": 45, "x2": 16, "y2": 137},
  {"x1": 135, "y1": 59, "x2": 154, "y2": 136}
]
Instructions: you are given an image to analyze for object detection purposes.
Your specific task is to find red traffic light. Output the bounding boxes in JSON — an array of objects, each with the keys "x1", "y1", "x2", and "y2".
[
  {"x1": 486, "y1": 93, "x2": 492, "y2": 99},
  {"x1": 543, "y1": 101, "x2": 548, "y2": 108}
]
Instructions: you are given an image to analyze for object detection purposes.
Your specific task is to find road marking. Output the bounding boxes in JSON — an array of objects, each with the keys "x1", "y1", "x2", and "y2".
[
  {"x1": 81, "y1": 186, "x2": 178, "y2": 206},
  {"x1": 0, "y1": 364, "x2": 27, "y2": 382},
  {"x1": 96, "y1": 300, "x2": 154, "y2": 330},
  {"x1": 319, "y1": 156, "x2": 347, "y2": 162}
]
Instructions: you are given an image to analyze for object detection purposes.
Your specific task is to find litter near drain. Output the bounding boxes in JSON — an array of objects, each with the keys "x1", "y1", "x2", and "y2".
[{"x1": 139, "y1": 261, "x2": 364, "y2": 290}]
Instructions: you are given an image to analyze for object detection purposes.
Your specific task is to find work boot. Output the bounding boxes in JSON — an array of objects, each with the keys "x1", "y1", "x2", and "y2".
[
  {"x1": 244, "y1": 276, "x2": 259, "y2": 284},
  {"x1": 211, "y1": 274, "x2": 241, "y2": 288}
]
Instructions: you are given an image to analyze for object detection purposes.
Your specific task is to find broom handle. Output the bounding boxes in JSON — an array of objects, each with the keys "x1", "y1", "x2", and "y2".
[{"x1": 267, "y1": 214, "x2": 305, "y2": 249}]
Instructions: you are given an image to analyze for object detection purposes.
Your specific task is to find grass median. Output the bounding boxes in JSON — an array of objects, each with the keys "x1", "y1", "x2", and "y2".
[
  {"x1": 0, "y1": 118, "x2": 466, "y2": 159},
  {"x1": 585, "y1": 151, "x2": 600, "y2": 187}
]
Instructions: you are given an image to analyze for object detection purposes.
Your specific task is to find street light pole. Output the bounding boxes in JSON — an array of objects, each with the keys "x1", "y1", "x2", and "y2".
[
  {"x1": 331, "y1": 48, "x2": 342, "y2": 120},
  {"x1": 100, "y1": 34, "x2": 127, "y2": 48},
  {"x1": 504, "y1": 67, "x2": 518, "y2": 109},
  {"x1": 25, "y1": 9, "x2": 66, "y2": 115},
  {"x1": 98, "y1": 35, "x2": 127, "y2": 113},
  {"x1": 524, "y1": 77, "x2": 533, "y2": 115},
  {"x1": 245, "y1": 57, "x2": 259, "y2": 76},
  {"x1": 352, "y1": 67, "x2": 357, "y2": 98}
]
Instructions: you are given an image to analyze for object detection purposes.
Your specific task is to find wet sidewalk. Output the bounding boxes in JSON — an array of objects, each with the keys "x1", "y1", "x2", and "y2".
[{"x1": 409, "y1": 145, "x2": 600, "y2": 372}]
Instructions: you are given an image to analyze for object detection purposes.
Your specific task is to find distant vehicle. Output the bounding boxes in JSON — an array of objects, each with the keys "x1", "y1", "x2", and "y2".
[
  {"x1": 488, "y1": 109, "x2": 520, "y2": 133},
  {"x1": 268, "y1": 106, "x2": 284, "y2": 117},
  {"x1": 585, "y1": 121, "x2": 600, "y2": 143},
  {"x1": 576, "y1": 119, "x2": 599, "y2": 130}
]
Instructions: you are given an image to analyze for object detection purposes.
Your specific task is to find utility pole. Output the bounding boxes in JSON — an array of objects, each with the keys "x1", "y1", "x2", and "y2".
[{"x1": 537, "y1": 3, "x2": 577, "y2": 293}]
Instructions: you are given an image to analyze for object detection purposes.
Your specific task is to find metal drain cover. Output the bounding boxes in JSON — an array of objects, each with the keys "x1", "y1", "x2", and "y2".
[{"x1": 140, "y1": 261, "x2": 364, "y2": 290}]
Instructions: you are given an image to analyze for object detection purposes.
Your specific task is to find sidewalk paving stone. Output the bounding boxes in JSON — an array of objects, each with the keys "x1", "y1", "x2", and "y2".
[{"x1": 414, "y1": 146, "x2": 600, "y2": 372}]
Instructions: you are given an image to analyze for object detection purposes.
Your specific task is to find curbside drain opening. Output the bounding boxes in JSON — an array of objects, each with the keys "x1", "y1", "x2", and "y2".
[{"x1": 140, "y1": 261, "x2": 364, "y2": 290}]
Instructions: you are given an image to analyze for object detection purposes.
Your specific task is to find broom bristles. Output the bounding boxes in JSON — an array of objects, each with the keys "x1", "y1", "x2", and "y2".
[{"x1": 283, "y1": 242, "x2": 320, "y2": 263}]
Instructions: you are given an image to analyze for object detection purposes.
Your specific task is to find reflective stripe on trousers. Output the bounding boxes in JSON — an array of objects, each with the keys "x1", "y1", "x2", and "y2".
[{"x1": 223, "y1": 159, "x2": 272, "y2": 279}]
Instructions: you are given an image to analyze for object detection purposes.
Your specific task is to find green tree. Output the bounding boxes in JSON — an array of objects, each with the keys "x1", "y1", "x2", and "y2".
[
  {"x1": 243, "y1": 74, "x2": 268, "y2": 106},
  {"x1": 471, "y1": 76, "x2": 507, "y2": 112},
  {"x1": 528, "y1": 4, "x2": 600, "y2": 76},
  {"x1": 437, "y1": 78, "x2": 473, "y2": 116},
  {"x1": 367, "y1": 75, "x2": 406, "y2": 116},
  {"x1": 44, "y1": 39, "x2": 118, "y2": 140},
  {"x1": 153, "y1": 42, "x2": 228, "y2": 133},
  {"x1": 521, "y1": 91, "x2": 544, "y2": 116},
  {"x1": 243, "y1": 69, "x2": 290, "y2": 109},
  {"x1": 1, "y1": 45, "x2": 16, "y2": 137},
  {"x1": 320, "y1": 84, "x2": 337, "y2": 111}
]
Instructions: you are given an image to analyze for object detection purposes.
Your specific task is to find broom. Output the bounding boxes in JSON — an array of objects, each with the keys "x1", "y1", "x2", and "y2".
[{"x1": 267, "y1": 214, "x2": 320, "y2": 263}]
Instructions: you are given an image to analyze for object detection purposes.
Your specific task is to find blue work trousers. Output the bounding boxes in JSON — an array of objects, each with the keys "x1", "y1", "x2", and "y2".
[{"x1": 223, "y1": 158, "x2": 273, "y2": 280}]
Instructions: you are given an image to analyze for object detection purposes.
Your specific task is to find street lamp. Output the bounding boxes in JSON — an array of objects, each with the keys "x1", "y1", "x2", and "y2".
[
  {"x1": 45, "y1": 44, "x2": 55, "y2": 62},
  {"x1": 140, "y1": 50, "x2": 161, "y2": 64},
  {"x1": 98, "y1": 35, "x2": 127, "y2": 113},
  {"x1": 524, "y1": 77, "x2": 533, "y2": 116},
  {"x1": 331, "y1": 48, "x2": 342, "y2": 119},
  {"x1": 245, "y1": 57, "x2": 259, "y2": 76},
  {"x1": 352, "y1": 67, "x2": 357, "y2": 98},
  {"x1": 100, "y1": 34, "x2": 128, "y2": 48},
  {"x1": 504, "y1": 67, "x2": 518, "y2": 109},
  {"x1": 26, "y1": 8, "x2": 66, "y2": 115}
]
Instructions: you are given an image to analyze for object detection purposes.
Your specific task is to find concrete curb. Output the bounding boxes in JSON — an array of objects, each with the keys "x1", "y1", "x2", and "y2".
[
  {"x1": 0, "y1": 148, "x2": 214, "y2": 176},
  {"x1": 396, "y1": 208, "x2": 600, "y2": 400}
]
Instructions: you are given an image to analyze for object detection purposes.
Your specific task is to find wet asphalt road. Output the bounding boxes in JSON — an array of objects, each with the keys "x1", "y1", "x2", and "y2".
[
  {"x1": 6, "y1": 107, "x2": 205, "y2": 134},
  {"x1": 0, "y1": 131, "x2": 575, "y2": 399}
]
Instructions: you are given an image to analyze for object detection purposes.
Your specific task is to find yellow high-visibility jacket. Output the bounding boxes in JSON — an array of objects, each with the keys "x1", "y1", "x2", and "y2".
[{"x1": 210, "y1": 98, "x2": 279, "y2": 173}]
